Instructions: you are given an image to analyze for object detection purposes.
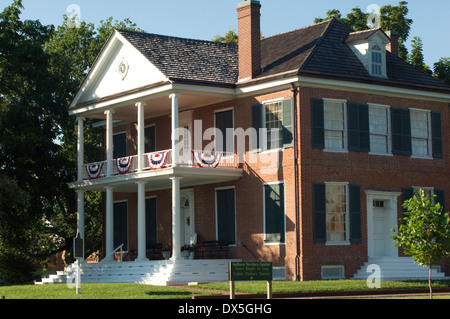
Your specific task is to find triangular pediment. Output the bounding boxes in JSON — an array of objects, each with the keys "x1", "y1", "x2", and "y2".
[{"x1": 70, "y1": 30, "x2": 168, "y2": 108}]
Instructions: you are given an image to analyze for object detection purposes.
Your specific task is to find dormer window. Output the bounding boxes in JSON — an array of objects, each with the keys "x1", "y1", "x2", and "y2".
[
  {"x1": 371, "y1": 44, "x2": 383, "y2": 76},
  {"x1": 346, "y1": 29, "x2": 390, "y2": 79}
]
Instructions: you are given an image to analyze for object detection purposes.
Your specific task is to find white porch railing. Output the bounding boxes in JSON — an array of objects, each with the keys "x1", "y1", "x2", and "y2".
[{"x1": 82, "y1": 149, "x2": 236, "y2": 180}]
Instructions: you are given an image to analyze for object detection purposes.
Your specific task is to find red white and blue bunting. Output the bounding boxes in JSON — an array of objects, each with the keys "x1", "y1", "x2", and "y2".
[
  {"x1": 192, "y1": 151, "x2": 222, "y2": 168},
  {"x1": 86, "y1": 163, "x2": 103, "y2": 179},
  {"x1": 116, "y1": 156, "x2": 133, "y2": 175},
  {"x1": 147, "y1": 151, "x2": 169, "y2": 170}
]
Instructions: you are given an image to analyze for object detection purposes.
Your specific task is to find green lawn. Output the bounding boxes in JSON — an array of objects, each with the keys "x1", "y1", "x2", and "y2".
[
  {"x1": 1, "y1": 280, "x2": 450, "y2": 299},
  {"x1": 0, "y1": 283, "x2": 219, "y2": 299}
]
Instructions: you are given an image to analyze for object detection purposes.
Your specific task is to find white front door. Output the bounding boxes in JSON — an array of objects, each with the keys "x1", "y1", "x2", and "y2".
[{"x1": 366, "y1": 191, "x2": 401, "y2": 258}]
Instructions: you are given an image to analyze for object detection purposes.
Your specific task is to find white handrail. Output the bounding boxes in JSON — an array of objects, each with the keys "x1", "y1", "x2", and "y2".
[{"x1": 99, "y1": 244, "x2": 124, "y2": 264}]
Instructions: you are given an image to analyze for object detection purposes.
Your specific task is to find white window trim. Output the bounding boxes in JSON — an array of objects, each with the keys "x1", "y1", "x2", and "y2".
[
  {"x1": 323, "y1": 99, "x2": 348, "y2": 153},
  {"x1": 324, "y1": 182, "x2": 351, "y2": 246},
  {"x1": 214, "y1": 186, "x2": 237, "y2": 246},
  {"x1": 263, "y1": 181, "x2": 286, "y2": 245},
  {"x1": 410, "y1": 108, "x2": 433, "y2": 160},
  {"x1": 368, "y1": 103, "x2": 392, "y2": 157}
]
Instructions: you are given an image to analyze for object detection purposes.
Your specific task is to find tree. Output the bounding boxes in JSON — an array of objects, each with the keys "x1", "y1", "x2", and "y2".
[
  {"x1": 314, "y1": 1, "x2": 412, "y2": 60},
  {"x1": 392, "y1": 190, "x2": 450, "y2": 299},
  {"x1": 408, "y1": 36, "x2": 432, "y2": 74},
  {"x1": 433, "y1": 57, "x2": 450, "y2": 86},
  {"x1": 0, "y1": 0, "x2": 144, "y2": 282},
  {"x1": 212, "y1": 29, "x2": 238, "y2": 44}
]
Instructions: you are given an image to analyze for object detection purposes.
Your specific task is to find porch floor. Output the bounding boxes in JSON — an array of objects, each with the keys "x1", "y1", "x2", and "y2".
[{"x1": 36, "y1": 259, "x2": 241, "y2": 286}]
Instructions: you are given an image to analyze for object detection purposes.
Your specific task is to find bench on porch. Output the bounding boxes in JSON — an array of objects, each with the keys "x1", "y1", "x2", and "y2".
[{"x1": 196, "y1": 240, "x2": 231, "y2": 259}]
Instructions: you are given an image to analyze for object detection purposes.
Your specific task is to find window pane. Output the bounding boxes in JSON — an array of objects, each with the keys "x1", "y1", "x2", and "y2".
[
  {"x1": 411, "y1": 110, "x2": 431, "y2": 156},
  {"x1": 369, "y1": 105, "x2": 389, "y2": 153},
  {"x1": 324, "y1": 101, "x2": 345, "y2": 150},
  {"x1": 264, "y1": 101, "x2": 283, "y2": 150}
]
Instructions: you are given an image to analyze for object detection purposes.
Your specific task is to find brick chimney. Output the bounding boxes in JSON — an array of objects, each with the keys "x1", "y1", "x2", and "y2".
[
  {"x1": 237, "y1": 0, "x2": 261, "y2": 81},
  {"x1": 386, "y1": 30, "x2": 399, "y2": 56}
]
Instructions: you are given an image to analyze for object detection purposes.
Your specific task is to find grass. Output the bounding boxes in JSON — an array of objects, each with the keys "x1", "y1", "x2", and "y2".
[
  {"x1": 0, "y1": 283, "x2": 220, "y2": 299},
  {"x1": 1, "y1": 280, "x2": 450, "y2": 299}
]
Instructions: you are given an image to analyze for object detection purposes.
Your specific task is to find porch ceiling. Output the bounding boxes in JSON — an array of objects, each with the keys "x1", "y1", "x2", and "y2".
[{"x1": 69, "y1": 166, "x2": 243, "y2": 193}]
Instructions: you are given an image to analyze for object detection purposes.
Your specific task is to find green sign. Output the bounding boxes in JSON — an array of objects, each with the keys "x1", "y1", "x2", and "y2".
[{"x1": 229, "y1": 262, "x2": 273, "y2": 281}]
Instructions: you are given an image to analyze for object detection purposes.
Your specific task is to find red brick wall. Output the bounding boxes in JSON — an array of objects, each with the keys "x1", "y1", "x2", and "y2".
[{"x1": 297, "y1": 86, "x2": 450, "y2": 280}]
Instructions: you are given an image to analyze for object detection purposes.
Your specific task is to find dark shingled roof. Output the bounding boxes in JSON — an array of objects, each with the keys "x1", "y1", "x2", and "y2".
[
  {"x1": 118, "y1": 29, "x2": 239, "y2": 85},
  {"x1": 118, "y1": 18, "x2": 450, "y2": 92}
]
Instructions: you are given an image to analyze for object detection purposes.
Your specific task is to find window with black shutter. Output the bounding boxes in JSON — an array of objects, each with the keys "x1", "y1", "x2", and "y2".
[
  {"x1": 216, "y1": 188, "x2": 236, "y2": 244},
  {"x1": 264, "y1": 182, "x2": 286, "y2": 244},
  {"x1": 251, "y1": 98, "x2": 294, "y2": 151},
  {"x1": 431, "y1": 112, "x2": 443, "y2": 158},
  {"x1": 391, "y1": 108, "x2": 412, "y2": 156},
  {"x1": 311, "y1": 99, "x2": 325, "y2": 149},
  {"x1": 348, "y1": 103, "x2": 370, "y2": 152}
]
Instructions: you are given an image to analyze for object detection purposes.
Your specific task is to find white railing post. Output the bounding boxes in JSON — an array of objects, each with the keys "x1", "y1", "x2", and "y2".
[{"x1": 170, "y1": 93, "x2": 180, "y2": 167}]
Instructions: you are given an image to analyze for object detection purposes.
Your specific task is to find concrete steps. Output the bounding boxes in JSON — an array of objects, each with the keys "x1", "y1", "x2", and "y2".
[
  {"x1": 353, "y1": 257, "x2": 449, "y2": 281},
  {"x1": 35, "y1": 259, "x2": 240, "y2": 286}
]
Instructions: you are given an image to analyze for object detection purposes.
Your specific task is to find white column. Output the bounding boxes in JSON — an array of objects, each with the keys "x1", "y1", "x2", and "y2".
[
  {"x1": 171, "y1": 177, "x2": 182, "y2": 260},
  {"x1": 105, "y1": 186, "x2": 114, "y2": 261},
  {"x1": 170, "y1": 93, "x2": 180, "y2": 167},
  {"x1": 135, "y1": 102, "x2": 146, "y2": 171},
  {"x1": 77, "y1": 117, "x2": 85, "y2": 181},
  {"x1": 76, "y1": 190, "x2": 85, "y2": 261},
  {"x1": 136, "y1": 181, "x2": 148, "y2": 261},
  {"x1": 105, "y1": 110, "x2": 114, "y2": 177}
]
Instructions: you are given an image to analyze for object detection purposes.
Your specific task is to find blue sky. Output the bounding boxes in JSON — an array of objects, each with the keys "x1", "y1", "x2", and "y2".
[{"x1": 3, "y1": 0, "x2": 449, "y2": 67}]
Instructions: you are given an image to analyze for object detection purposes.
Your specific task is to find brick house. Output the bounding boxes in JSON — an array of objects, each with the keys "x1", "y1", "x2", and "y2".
[{"x1": 59, "y1": 0, "x2": 450, "y2": 284}]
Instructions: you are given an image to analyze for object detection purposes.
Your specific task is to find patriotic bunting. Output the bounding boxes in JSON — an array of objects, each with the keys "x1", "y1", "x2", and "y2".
[
  {"x1": 147, "y1": 151, "x2": 169, "y2": 170},
  {"x1": 116, "y1": 156, "x2": 133, "y2": 174},
  {"x1": 86, "y1": 163, "x2": 103, "y2": 179},
  {"x1": 192, "y1": 151, "x2": 222, "y2": 168}
]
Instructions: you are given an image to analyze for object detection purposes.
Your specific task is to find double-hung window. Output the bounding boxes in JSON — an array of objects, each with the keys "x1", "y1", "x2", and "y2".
[
  {"x1": 410, "y1": 109, "x2": 432, "y2": 158},
  {"x1": 324, "y1": 99, "x2": 347, "y2": 151},
  {"x1": 325, "y1": 183, "x2": 348, "y2": 243},
  {"x1": 264, "y1": 100, "x2": 283, "y2": 151},
  {"x1": 369, "y1": 104, "x2": 391, "y2": 155}
]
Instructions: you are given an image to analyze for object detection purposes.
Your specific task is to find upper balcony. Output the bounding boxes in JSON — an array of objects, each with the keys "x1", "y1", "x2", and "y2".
[{"x1": 69, "y1": 149, "x2": 242, "y2": 192}]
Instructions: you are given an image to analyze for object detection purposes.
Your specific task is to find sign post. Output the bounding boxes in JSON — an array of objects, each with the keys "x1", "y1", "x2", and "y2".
[
  {"x1": 229, "y1": 262, "x2": 273, "y2": 299},
  {"x1": 73, "y1": 233, "x2": 84, "y2": 295}
]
